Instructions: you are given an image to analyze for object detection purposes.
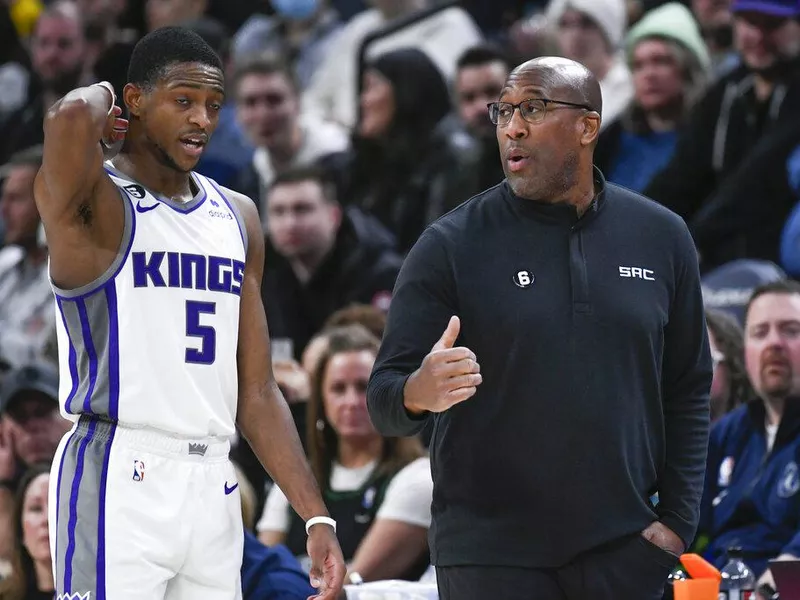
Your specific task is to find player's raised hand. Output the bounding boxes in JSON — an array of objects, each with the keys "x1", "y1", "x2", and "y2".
[
  {"x1": 404, "y1": 316, "x2": 482, "y2": 414},
  {"x1": 306, "y1": 524, "x2": 346, "y2": 600}
]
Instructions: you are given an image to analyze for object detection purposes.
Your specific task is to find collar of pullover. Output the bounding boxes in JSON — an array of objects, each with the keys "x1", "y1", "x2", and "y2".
[{"x1": 503, "y1": 166, "x2": 608, "y2": 230}]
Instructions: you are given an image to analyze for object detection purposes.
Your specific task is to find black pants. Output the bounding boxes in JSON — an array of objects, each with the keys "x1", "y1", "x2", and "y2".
[{"x1": 436, "y1": 532, "x2": 678, "y2": 600}]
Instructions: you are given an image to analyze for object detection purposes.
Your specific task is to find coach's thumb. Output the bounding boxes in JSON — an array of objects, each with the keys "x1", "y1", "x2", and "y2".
[{"x1": 433, "y1": 316, "x2": 460, "y2": 351}]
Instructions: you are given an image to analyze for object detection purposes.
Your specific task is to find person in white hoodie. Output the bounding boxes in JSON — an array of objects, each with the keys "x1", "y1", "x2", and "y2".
[
  {"x1": 546, "y1": 0, "x2": 634, "y2": 128},
  {"x1": 302, "y1": 0, "x2": 482, "y2": 130}
]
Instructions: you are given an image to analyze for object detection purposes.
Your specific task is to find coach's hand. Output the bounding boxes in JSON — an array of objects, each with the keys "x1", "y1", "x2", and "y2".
[
  {"x1": 404, "y1": 316, "x2": 482, "y2": 414},
  {"x1": 306, "y1": 524, "x2": 346, "y2": 600}
]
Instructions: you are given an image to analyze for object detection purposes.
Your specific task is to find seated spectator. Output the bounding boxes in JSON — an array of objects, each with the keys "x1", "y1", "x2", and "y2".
[
  {"x1": 262, "y1": 166, "x2": 402, "y2": 361},
  {"x1": 257, "y1": 325, "x2": 432, "y2": 583},
  {"x1": 327, "y1": 47, "x2": 482, "y2": 252},
  {"x1": 691, "y1": 0, "x2": 739, "y2": 77},
  {"x1": 302, "y1": 0, "x2": 482, "y2": 129},
  {"x1": 0, "y1": 146, "x2": 56, "y2": 369},
  {"x1": 644, "y1": 0, "x2": 800, "y2": 232},
  {"x1": 0, "y1": 362, "x2": 69, "y2": 565},
  {"x1": 702, "y1": 259, "x2": 787, "y2": 326},
  {"x1": 0, "y1": 5, "x2": 31, "y2": 124},
  {"x1": 595, "y1": 2, "x2": 710, "y2": 192},
  {"x1": 182, "y1": 17, "x2": 254, "y2": 190},
  {"x1": 231, "y1": 0, "x2": 343, "y2": 90},
  {"x1": 706, "y1": 308, "x2": 753, "y2": 422},
  {"x1": 0, "y1": 1, "x2": 90, "y2": 166},
  {"x1": 241, "y1": 529, "x2": 317, "y2": 600},
  {"x1": 0, "y1": 463, "x2": 53, "y2": 599},
  {"x1": 232, "y1": 54, "x2": 349, "y2": 223},
  {"x1": 699, "y1": 280, "x2": 800, "y2": 591},
  {"x1": 546, "y1": 0, "x2": 634, "y2": 128},
  {"x1": 453, "y1": 45, "x2": 512, "y2": 192}
]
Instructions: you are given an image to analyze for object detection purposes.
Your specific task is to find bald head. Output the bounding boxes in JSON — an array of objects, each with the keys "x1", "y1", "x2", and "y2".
[{"x1": 505, "y1": 56, "x2": 602, "y2": 118}]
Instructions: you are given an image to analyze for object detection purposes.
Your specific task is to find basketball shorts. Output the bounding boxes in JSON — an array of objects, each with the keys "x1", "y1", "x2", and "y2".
[{"x1": 49, "y1": 415, "x2": 244, "y2": 600}]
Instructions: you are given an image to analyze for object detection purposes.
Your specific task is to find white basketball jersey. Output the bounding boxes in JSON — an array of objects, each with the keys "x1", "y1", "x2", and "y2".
[{"x1": 52, "y1": 162, "x2": 248, "y2": 438}]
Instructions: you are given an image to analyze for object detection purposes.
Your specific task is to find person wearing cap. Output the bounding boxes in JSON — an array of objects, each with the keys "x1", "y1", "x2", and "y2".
[
  {"x1": 644, "y1": 0, "x2": 800, "y2": 261},
  {"x1": 0, "y1": 361, "x2": 70, "y2": 565},
  {"x1": 594, "y1": 2, "x2": 711, "y2": 192},
  {"x1": 546, "y1": 0, "x2": 635, "y2": 129},
  {"x1": 0, "y1": 145, "x2": 56, "y2": 372}
]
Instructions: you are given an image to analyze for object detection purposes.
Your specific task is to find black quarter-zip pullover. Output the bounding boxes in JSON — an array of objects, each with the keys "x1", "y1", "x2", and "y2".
[{"x1": 367, "y1": 170, "x2": 712, "y2": 568}]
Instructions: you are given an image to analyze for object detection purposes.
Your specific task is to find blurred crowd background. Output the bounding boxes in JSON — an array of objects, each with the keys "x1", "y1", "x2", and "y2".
[{"x1": 1, "y1": 0, "x2": 800, "y2": 597}]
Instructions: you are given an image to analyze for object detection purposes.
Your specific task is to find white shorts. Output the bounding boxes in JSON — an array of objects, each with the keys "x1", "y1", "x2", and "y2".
[{"x1": 49, "y1": 415, "x2": 244, "y2": 600}]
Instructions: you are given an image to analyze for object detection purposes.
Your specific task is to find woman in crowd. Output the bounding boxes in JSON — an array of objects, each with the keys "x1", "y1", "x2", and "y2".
[
  {"x1": 595, "y1": 2, "x2": 710, "y2": 192},
  {"x1": 326, "y1": 47, "x2": 482, "y2": 254},
  {"x1": 706, "y1": 308, "x2": 753, "y2": 423},
  {"x1": 0, "y1": 463, "x2": 53, "y2": 600},
  {"x1": 257, "y1": 324, "x2": 432, "y2": 583}
]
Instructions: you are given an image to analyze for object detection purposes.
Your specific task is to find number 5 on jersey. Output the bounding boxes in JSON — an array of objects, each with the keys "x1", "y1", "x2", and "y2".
[{"x1": 185, "y1": 300, "x2": 216, "y2": 364}]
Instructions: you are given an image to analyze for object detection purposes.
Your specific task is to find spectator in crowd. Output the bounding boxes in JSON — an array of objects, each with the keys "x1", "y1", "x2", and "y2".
[
  {"x1": 241, "y1": 529, "x2": 318, "y2": 599},
  {"x1": 262, "y1": 166, "x2": 402, "y2": 360},
  {"x1": 232, "y1": 0, "x2": 343, "y2": 90},
  {"x1": 0, "y1": 362, "x2": 69, "y2": 565},
  {"x1": 0, "y1": 1, "x2": 89, "y2": 165},
  {"x1": 691, "y1": 0, "x2": 740, "y2": 76},
  {"x1": 644, "y1": 0, "x2": 800, "y2": 227},
  {"x1": 182, "y1": 16, "x2": 254, "y2": 189},
  {"x1": 0, "y1": 464, "x2": 53, "y2": 599},
  {"x1": 700, "y1": 280, "x2": 800, "y2": 590},
  {"x1": 232, "y1": 54, "x2": 349, "y2": 223},
  {"x1": 302, "y1": 0, "x2": 482, "y2": 129},
  {"x1": 0, "y1": 146, "x2": 56, "y2": 370},
  {"x1": 257, "y1": 325, "x2": 432, "y2": 584},
  {"x1": 328, "y1": 47, "x2": 482, "y2": 252},
  {"x1": 546, "y1": 0, "x2": 634, "y2": 128},
  {"x1": 0, "y1": 5, "x2": 32, "y2": 124},
  {"x1": 702, "y1": 258, "x2": 787, "y2": 325},
  {"x1": 145, "y1": 0, "x2": 205, "y2": 31},
  {"x1": 453, "y1": 45, "x2": 511, "y2": 192},
  {"x1": 595, "y1": 2, "x2": 711, "y2": 192},
  {"x1": 79, "y1": 0, "x2": 140, "y2": 95},
  {"x1": 706, "y1": 308, "x2": 753, "y2": 422}
]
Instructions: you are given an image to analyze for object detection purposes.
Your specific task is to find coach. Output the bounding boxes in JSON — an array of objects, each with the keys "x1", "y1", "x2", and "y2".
[{"x1": 366, "y1": 57, "x2": 712, "y2": 600}]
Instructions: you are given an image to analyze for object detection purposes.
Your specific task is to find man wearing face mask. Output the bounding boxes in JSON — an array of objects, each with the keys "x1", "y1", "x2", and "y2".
[
  {"x1": 231, "y1": 0, "x2": 343, "y2": 91},
  {"x1": 699, "y1": 279, "x2": 800, "y2": 596}
]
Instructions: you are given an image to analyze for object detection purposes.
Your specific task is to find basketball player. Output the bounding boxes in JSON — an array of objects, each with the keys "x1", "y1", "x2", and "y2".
[{"x1": 35, "y1": 27, "x2": 345, "y2": 599}]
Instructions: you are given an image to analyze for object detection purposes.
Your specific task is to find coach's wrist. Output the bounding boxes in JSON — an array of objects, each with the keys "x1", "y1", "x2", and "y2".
[{"x1": 403, "y1": 371, "x2": 427, "y2": 416}]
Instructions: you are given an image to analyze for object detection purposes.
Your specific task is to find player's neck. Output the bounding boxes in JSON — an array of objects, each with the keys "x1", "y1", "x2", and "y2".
[
  {"x1": 337, "y1": 435, "x2": 384, "y2": 469},
  {"x1": 114, "y1": 146, "x2": 194, "y2": 201}
]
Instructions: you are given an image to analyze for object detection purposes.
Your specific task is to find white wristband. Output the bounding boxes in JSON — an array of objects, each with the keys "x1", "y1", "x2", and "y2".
[
  {"x1": 92, "y1": 81, "x2": 116, "y2": 116},
  {"x1": 305, "y1": 516, "x2": 336, "y2": 535}
]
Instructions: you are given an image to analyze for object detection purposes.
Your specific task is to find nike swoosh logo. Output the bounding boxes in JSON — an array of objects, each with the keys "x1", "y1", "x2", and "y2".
[
  {"x1": 224, "y1": 482, "x2": 238, "y2": 495},
  {"x1": 135, "y1": 201, "x2": 159, "y2": 213}
]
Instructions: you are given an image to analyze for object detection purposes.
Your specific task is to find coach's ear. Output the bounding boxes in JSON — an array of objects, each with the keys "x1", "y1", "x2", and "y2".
[{"x1": 123, "y1": 83, "x2": 144, "y2": 117}]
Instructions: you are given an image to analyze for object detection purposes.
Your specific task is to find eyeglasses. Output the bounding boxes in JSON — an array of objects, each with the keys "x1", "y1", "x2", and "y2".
[{"x1": 487, "y1": 98, "x2": 595, "y2": 126}]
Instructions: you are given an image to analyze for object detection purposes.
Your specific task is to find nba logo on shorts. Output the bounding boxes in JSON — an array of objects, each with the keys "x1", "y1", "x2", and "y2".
[{"x1": 132, "y1": 460, "x2": 145, "y2": 482}]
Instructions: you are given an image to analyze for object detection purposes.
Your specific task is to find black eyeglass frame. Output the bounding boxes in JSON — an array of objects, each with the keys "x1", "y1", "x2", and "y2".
[{"x1": 487, "y1": 98, "x2": 596, "y2": 126}]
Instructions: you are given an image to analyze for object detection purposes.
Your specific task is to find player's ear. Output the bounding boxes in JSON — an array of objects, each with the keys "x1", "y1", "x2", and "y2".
[{"x1": 123, "y1": 83, "x2": 145, "y2": 118}]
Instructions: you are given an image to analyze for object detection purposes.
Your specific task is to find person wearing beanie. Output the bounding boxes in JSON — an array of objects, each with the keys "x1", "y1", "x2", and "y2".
[
  {"x1": 546, "y1": 0, "x2": 634, "y2": 128},
  {"x1": 595, "y1": 2, "x2": 711, "y2": 192},
  {"x1": 644, "y1": 0, "x2": 800, "y2": 272}
]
